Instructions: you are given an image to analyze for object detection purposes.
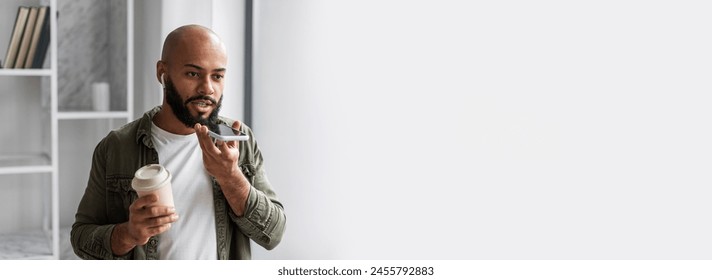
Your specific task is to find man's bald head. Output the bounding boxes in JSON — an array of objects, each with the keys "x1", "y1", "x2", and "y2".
[{"x1": 160, "y1": 24, "x2": 227, "y2": 63}]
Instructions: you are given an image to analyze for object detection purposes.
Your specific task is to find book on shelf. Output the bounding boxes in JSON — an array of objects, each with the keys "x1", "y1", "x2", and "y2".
[
  {"x1": 14, "y1": 6, "x2": 38, "y2": 69},
  {"x1": 24, "y1": 6, "x2": 49, "y2": 68},
  {"x1": 3, "y1": 6, "x2": 30, "y2": 69},
  {"x1": 1, "y1": 6, "x2": 51, "y2": 70}
]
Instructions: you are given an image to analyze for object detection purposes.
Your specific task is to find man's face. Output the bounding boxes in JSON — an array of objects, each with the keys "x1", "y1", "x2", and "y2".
[
  {"x1": 160, "y1": 30, "x2": 228, "y2": 131},
  {"x1": 164, "y1": 74, "x2": 223, "y2": 130}
]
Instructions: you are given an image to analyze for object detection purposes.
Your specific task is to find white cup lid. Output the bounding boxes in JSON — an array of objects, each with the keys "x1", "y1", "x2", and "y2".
[{"x1": 132, "y1": 164, "x2": 171, "y2": 192}]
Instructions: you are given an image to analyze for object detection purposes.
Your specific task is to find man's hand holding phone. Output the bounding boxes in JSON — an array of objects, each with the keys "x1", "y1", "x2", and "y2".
[
  {"x1": 195, "y1": 122, "x2": 242, "y2": 179},
  {"x1": 194, "y1": 121, "x2": 251, "y2": 216}
]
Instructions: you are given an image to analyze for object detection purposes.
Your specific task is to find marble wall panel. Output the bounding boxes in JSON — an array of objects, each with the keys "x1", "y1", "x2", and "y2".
[{"x1": 58, "y1": 0, "x2": 126, "y2": 111}]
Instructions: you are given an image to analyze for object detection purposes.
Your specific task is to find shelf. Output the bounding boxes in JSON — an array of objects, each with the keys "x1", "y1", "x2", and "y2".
[
  {"x1": 58, "y1": 111, "x2": 131, "y2": 120},
  {"x1": 0, "y1": 69, "x2": 53, "y2": 77},
  {"x1": 0, "y1": 154, "x2": 52, "y2": 175},
  {"x1": 0, "y1": 230, "x2": 53, "y2": 259},
  {"x1": 0, "y1": 165, "x2": 53, "y2": 175}
]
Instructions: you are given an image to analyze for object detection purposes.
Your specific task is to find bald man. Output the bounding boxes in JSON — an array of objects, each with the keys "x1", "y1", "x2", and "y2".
[{"x1": 71, "y1": 25, "x2": 286, "y2": 260}]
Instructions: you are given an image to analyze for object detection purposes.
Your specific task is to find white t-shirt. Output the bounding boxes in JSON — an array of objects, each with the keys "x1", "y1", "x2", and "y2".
[{"x1": 151, "y1": 122, "x2": 218, "y2": 260}]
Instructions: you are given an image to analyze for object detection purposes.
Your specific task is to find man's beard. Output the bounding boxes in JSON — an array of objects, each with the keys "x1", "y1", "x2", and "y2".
[{"x1": 164, "y1": 77, "x2": 222, "y2": 132}]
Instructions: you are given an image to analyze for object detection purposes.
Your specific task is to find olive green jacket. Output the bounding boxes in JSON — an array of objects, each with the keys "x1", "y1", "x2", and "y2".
[{"x1": 71, "y1": 106, "x2": 286, "y2": 259}]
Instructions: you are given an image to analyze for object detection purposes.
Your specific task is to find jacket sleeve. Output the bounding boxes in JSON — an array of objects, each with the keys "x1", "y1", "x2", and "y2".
[
  {"x1": 70, "y1": 136, "x2": 132, "y2": 260},
  {"x1": 229, "y1": 129, "x2": 286, "y2": 250}
]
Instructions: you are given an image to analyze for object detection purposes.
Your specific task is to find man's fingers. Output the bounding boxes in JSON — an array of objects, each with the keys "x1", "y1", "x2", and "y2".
[
  {"x1": 217, "y1": 140, "x2": 232, "y2": 155},
  {"x1": 129, "y1": 208, "x2": 177, "y2": 240},
  {"x1": 194, "y1": 123, "x2": 221, "y2": 158},
  {"x1": 147, "y1": 206, "x2": 176, "y2": 217},
  {"x1": 194, "y1": 122, "x2": 240, "y2": 156},
  {"x1": 136, "y1": 223, "x2": 172, "y2": 242},
  {"x1": 146, "y1": 223, "x2": 173, "y2": 236},
  {"x1": 130, "y1": 194, "x2": 159, "y2": 210},
  {"x1": 232, "y1": 120, "x2": 241, "y2": 131},
  {"x1": 230, "y1": 121, "x2": 242, "y2": 149},
  {"x1": 147, "y1": 212, "x2": 179, "y2": 227},
  {"x1": 194, "y1": 123, "x2": 211, "y2": 151}
]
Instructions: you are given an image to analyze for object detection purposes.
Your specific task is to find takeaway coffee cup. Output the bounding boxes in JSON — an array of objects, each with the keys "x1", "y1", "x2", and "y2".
[{"x1": 131, "y1": 164, "x2": 174, "y2": 207}]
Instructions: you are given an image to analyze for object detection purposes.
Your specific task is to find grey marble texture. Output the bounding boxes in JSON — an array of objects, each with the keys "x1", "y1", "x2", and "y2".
[
  {"x1": 0, "y1": 231, "x2": 50, "y2": 259},
  {"x1": 57, "y1": 0, "x2": 127, "y2": 112},
  {"x1": 0, "y1": 227, "x2": 79, "y2": 259}
]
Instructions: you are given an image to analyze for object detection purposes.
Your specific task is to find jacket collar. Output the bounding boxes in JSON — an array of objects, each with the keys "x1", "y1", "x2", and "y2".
[{"x1": 135, "y1": 106, "x2": 162, "y2": 149}]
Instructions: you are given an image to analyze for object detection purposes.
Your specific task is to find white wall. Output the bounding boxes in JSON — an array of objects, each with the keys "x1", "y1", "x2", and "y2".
[
  {"x1": 134, "y1": 0, "x2": 162, "y2": 119},
  {"x1": 252, "y1": 0, "x2": 712, "y2": 259}
]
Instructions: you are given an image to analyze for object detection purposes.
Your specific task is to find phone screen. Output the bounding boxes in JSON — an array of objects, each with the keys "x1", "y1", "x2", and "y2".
[
  {"x1": 208, "y1": 124, "x2": 249, "y2": 141},
  {"x1": 218, "y1": 124, "x2": 238, "y2": 136}
]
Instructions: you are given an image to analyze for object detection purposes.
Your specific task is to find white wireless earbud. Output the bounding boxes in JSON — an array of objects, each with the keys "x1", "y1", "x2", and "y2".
[{"x1": 161, "y1": 74, "x2": 166, "y2": 89}]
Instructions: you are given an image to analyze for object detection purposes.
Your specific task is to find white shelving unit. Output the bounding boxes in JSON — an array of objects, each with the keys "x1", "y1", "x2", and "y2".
[
  {"x1": 0, "y1": 0, "x2": 58, "y2": 259},
  {"x1": 0, "y1": 0, "x2": 133, "y2": 259}
]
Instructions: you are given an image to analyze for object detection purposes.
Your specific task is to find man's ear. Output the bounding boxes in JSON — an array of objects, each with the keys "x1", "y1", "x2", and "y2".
[{"x1": 156, "y1": 60, "x2": 166, "y2": 88}]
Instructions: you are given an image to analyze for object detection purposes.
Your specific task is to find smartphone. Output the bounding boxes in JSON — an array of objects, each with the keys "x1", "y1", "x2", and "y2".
[{"x1": 208, "y1": 124, "x2": 250, "y2": 141}]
